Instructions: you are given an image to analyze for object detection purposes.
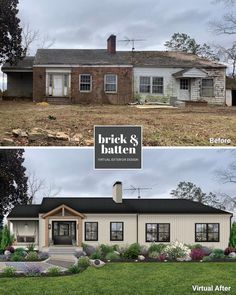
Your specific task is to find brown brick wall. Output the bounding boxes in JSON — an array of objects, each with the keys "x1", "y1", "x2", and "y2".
[
  {"x1": 33, "y1": 67, "x2": 46, "y2": 102},
  {"x1": 71, "y1": 67, "x2": 133, "y2": 105}
]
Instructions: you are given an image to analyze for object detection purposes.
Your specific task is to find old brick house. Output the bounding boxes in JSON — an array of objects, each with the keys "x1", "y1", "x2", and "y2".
[{"x1": 2, "y1": 35, "x2": 227, "y2": 105}]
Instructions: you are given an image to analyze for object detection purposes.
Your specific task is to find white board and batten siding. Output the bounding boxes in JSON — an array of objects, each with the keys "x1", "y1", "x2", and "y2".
[{"x1": 82, "y1": 213, "x2": 231, "y2": 250}]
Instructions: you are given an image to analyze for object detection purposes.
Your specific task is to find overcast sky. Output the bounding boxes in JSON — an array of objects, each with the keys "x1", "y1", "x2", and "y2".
[
  {"x1": 23, "y1": 148, "x2": 236, "y2": 206},
  {"x1": 18, "y1": 0, "x2": 234, "y2": 51},
  {"x1": 1, "y1": 0, "x2": 235, "y2": 89}
]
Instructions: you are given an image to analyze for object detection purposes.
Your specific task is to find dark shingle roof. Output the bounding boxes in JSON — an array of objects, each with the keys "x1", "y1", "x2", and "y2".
[
  {"x1": 2, "y1": 56, "x2": 34, "y2": 72},
  {"x1": 34, "y1": 49, "x2": 225, "y2": 68},
  {"x1": 7, "y1": 198, "x2": 231, "y2": 218},
  {"x1": 8, "y1": 205, "x2": 41, "y2": 218}
]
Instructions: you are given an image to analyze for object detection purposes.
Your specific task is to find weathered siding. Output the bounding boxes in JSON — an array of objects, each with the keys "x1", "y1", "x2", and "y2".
[
  {"x1": 6, "y1": 72, "x2": 33, "y2": 98},
  {"x1": 134, "y1": 67, "x2": 226, "y2": 105}
]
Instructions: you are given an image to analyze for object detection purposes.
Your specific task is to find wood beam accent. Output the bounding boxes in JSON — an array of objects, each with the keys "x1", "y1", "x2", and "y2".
[
  {"x1": 42, "y1": 204, "x2": 85, "y2": 219},
  {"x1": 45, "y1": 218, "x2": 49, "y2": 247}
]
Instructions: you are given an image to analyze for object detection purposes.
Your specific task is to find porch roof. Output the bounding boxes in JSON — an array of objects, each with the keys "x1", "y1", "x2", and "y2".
[
  {"x1": 173, "y1": 67, "x2": 208, "y2": 79},
  {"x1": 2, "y1": 56, "x2": 34, "y2": 72},
  {"x1": 8, "y1": 205, "x2": 41, "y2": 218}
]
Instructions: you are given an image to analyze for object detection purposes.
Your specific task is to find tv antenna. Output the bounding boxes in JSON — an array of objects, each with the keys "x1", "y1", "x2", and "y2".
[
  {"x1": 124, "y1": 185, "x2": 152, "y2": 199},
  {"x1": 118, "y1": 37, "x2": 145, "y2": 52}
]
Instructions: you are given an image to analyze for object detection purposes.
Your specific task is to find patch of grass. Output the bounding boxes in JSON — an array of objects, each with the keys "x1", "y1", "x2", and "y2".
[
  {"x1": 0, "y1": 263, "x2": 235, "y2": 295},
  {"x1": 1, "y1": 101, "x2": 236, "y2": 146}
]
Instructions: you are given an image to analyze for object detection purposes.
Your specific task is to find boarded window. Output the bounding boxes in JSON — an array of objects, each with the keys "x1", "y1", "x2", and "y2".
[
  {"x1": 202, "y1": 79, "x2": 214, "y2": 97},
  {"x1": 80, "y1": 74, "x2": 92, "y2": 92},
  {"x1": 146, "y1": 223, "x2": 170, "y2": 242},
  {"x1": 105, "y1": 74, "x2": 117, "y2": 93},
  {"x1": 180, "y1": 79, "x2": 189, "y2": 90},
  {"x1": 195, "y1": 223, "x2": 219, "y2": 242}
]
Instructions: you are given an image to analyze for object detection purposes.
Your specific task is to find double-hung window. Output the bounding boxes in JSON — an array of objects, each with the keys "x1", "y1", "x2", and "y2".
[
  {"x1": 201, "y1": 79, "x2": 214, "y2": 97},
  {"x1": 110, "y1": 222, "x2": 124, "y2": 241},
  {"x1": 195, "y1": 223, "x2": 219, "y2": 242},
  {"x1": 146, "y1": 223, "x2": 170, "y2": 242},
  {"x1": 85, "y1": 222, "x2": 98, "y2": 241},
  {"x1": 140, "y1": 76, "x2": 164, "y2": 94},
  {"x1": 80, "y1": 74, "x2": 92, "y2": 92},
  {"x1": 105, "y1": 74, "x2": 117, "y2": 93}
]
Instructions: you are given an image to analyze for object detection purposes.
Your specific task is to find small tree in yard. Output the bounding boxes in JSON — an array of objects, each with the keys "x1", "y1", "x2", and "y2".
[
  {"x1": 0, "y1": 225, "x2": 14, "y2": 250},
  {"x1": 229, "y1": 222, "x2": 236, "y2": 248}
]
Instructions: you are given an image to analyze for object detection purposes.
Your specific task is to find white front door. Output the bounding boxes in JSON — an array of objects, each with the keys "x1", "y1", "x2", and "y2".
[
  {"x1": 179, "y1": 78, "x2": 191, "y2": 101},
  {"x1": 53, "y1": 75, "x2": 63, "y2": 97}
]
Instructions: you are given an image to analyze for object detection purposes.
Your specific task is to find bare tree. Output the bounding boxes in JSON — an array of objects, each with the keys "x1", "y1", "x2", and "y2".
[
  {"x1": 22, "y1": 23, "x2": 55, "y2": 56},
  {"x1": 210, "y1": 0, "x2": 236, "y2": 35},
  {"x1": 215, "y1": 160, "x2": 236, "y2": 214},
  {"x1": 27, "y1": 172, "x2": 60, "y2": 204},
  {"x1": 216, "y1": 43, "x2": 236, "y2": 77}
]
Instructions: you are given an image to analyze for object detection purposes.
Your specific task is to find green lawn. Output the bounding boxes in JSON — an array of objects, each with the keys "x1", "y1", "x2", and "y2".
[{"x1": 0, "y1": 263, "x2": 235, "y2": 295}]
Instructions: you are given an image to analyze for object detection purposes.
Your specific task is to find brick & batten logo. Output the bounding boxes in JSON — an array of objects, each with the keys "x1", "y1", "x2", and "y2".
[{"x1": 94, "y1": 126, "x2": 142, "y2": 169}]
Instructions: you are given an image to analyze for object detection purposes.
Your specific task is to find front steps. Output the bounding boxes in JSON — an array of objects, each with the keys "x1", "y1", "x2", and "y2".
[
  {"x1": 46, "y1": 247, "x2": 81, "y2": 263},
  {"x1": 47, "y1": 97, "x2": 72, "y2": 105}
]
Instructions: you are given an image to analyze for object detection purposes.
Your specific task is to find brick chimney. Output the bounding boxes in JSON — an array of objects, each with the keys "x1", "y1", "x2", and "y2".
[
  {"x1": 107, "y1": 35, "x2": 116, "y2": 54},
  {"x1": 112, "y1": 181, "x2": 122, "y2": 203}
]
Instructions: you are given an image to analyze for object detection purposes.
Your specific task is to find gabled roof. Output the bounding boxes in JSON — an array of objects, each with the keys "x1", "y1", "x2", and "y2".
[
  {"x1": 173, "y1": 67, "x2": 208, "y2": 79},
  {"x1": 7, "y1": 198, "x2": 231, "y2": 218},
  {"x1": 2, "y1": 56, "x2": 34, "y2": 72},
  {"x1": 34, "y1": 49, "x2": 225, "y2": 68}
]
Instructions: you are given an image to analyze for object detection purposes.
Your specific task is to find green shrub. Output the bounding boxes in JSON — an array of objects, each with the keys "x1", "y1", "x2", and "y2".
[
  {"x1": 202, "y1": 256, "x2": 212, "y2": 262},
  {"x1": 78, "y1": 256, "x2": 90, "y2": 269},
  {"x1": 15, "y1": 248, "x2": 26, "y2": 255},
  {"x1": 25, "y1": 251, "x2": 38, "y2": 261},
  {"x1": 90, "y1": 251, "x2": 102, "y2": 260},
  {"x1": 148, "y1": 243, "x2": 166, "y2": 254},
  {"x1": 105, "y1": 251, "x2": 120, "y2": 261},
  {"x1": 68, "y1": 265, "x2": 81, "y2": 274},
  {"x1": 148, "y1": 251, "x2": 160, "y2": 259},
  {"x1": 229, "y1": 222, "x2": 236, "y2": 249},
  {"x1": 47, "y1": 267, "x2": 61, "y2": 276},
  {"x1": 2, "y1": 266, "x2": 16, "y2": 277},
  {"x1": 99, "y1": 244, "x2": 114, "y2": 256},
  {"x1": 1, "y1": 226, "x2": 14, "y2": 250},
  {"x1": 210, "y1": 249, "x2": 225, "y2": 259},
  {"x1": 27, "y1": 243, "x2": 35, "y2": 252},
  {"x1": 10, "y1": 252, "x2": 24, "y2": 262},
  {"x1": 124, "y1": 243, "x2": 141, "y2": 259}
]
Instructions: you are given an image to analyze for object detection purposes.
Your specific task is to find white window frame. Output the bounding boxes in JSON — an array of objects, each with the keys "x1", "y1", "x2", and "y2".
[
  {"x1": 80, "y1": 74, "x2": 92, "y2": 93},
  {"x1": 139, "y1": 76, "x2": 164, "y2": 94},
  {"x1": 201, "y1": 78, "x2": 214, "y2": 97},
  {"x1": 104, "y1": 74, "x2": 118, "y2": 93}
]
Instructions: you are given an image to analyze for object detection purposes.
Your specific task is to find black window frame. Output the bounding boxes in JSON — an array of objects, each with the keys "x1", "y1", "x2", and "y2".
[
  {"x1": 145, "y1": 223, "x2": 170, "y2": 243},
  {"x1": 85, "y1": 222, "x2": 98, "y2": 241},
  {"x1": 180, "y1": 78, "x2": 189, "y2": 90},
  {"x1": 195, "y1": 223, "x2": 220, "y2": 243},
  {"x1": 110, "y1": 222, "x2": 124, "y2": 241}
]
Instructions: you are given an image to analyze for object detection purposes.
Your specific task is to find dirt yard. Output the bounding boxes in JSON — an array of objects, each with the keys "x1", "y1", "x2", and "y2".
[{"x1": 0, "y1": 101, "x2": 236, "y2": 146}]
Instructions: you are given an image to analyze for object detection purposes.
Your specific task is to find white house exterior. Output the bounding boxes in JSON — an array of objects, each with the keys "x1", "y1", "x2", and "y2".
[{"x1": 7, "y1": 182, "x2": 232, "y2": 252}]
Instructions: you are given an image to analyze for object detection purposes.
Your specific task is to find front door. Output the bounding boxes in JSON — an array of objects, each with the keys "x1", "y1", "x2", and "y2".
[
  {"x1": 232, "y1": 90, "x2": 236, "y2": 106},
  {"x1": 179, "y1": 78, "x2": 191, "y2": 100},
  {"x1": 52, "y1": 221, "x2": 76, "y2": 245},
  {"x1": 53, "y1": 75, "x2": 63, "y2": 97}
]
